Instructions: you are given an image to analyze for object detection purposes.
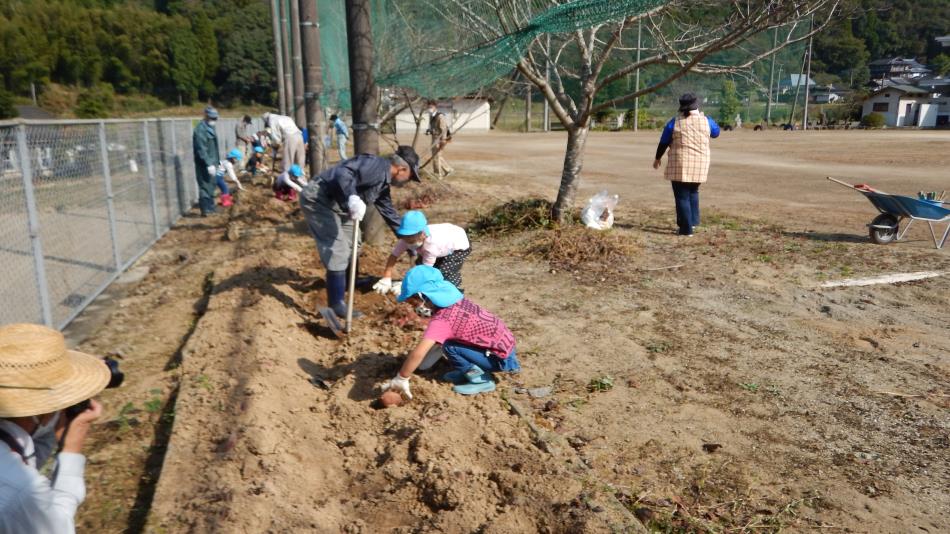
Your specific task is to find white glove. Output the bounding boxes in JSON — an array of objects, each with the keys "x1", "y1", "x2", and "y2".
[
  {"x1": 373, "y1": 277, "x2": 392, "y2": 295},
  {"x1": 390, "y1": 280, "x2": 402, "y2": 296},
  {"x1": 379, "y1": 374, "x2": 412, "y2": 399},
  {"x1": 347, "y1": 195, "x2": 366, "y2": 221},
  {"x1": 207, "y1": 165, "x2": 217, "y2": 176}
]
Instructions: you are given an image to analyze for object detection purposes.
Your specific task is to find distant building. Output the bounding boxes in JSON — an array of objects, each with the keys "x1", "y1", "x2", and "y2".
[
  {"x1": 778, "y1": 74, "x2": 816, "y2": 94},
  {"x1": 394, "y1": 98, "x2": 491, "y2": 136},
  {"x1": 861, "y1": 85, "x2": 949, "y2": 127},
  {"x1": 937, "y1": 35, "x2": 950, "y2": 48},
  {"x1": 868, "y1": 58, "x2": 932, "y2": 81}
]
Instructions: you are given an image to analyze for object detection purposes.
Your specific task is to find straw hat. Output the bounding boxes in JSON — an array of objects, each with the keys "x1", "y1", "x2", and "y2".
[{"x1": 0, "y1": 324, "x2": 110, "y2": 418}]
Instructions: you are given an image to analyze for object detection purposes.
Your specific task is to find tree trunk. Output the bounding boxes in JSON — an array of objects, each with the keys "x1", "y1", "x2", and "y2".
[{"x1": 552, "y1": 125, "x2": 589, "y2": 223}]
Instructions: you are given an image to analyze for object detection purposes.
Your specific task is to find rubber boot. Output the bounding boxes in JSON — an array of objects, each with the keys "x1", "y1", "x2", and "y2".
[
  {"x1": 220, "y1": 193, "x2": 233, "y2": 207},
  {"x1": 326, "y1": 270, "x2": 363, "y2": 319}
]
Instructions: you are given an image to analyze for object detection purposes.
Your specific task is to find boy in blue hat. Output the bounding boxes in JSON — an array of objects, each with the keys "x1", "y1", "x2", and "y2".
[
  {"x1": 214, "y1": 148, "x2": 246, "y2": 208},
  {"x1": 274, "y1": 163, "x2": 306, "y2": 201},
  {"x1": 373, "y1": 210, "x2": 471, "y2": 294},
  {"x1": 378, "y1": 265, "x2": 520, "y2": 398},
  {"x1": 246, "y1": 145, "x2": 265, "y2": 176}
]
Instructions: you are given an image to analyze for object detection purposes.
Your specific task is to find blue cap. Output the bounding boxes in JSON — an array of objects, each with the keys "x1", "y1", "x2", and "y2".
[
  {"x1": 397, "y1": 265, "x2": 463, "y2": 308},
  {"x1": 396, "y1": 210, "x2": 430, "y2": 237},
  {"x1": 254, "y1": 146, "x2": 264, "y2": 154},
  {"x1": 289, "y1": 164, "x2": 303, "y2": 177},
  {"x1": 227, "y1": 148, "x2": 243, "y2": 161},
  {"x1": 204, "y1": 106, "x2": 219, "y2": 119}
]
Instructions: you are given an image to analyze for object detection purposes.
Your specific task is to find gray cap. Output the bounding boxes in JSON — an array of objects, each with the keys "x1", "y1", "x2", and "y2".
[{"x1": 204, "y1": 106, "x2": 219, "y2": 119}]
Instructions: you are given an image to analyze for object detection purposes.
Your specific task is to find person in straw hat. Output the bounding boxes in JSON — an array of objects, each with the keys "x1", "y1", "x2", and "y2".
[{"x1": 0, "y1": 323, "x2": 110, "y2": 533}]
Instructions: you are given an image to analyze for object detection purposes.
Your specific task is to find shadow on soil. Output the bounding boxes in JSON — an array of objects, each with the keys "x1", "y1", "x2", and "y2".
[
  {"x1": 782, "y1": 231, "x2": 869, "y2": 243},
  {"x1": 297, "y1": 354, "x2": 401, "y2": 402},
  {"x1": 124, "y1": 385, "x2": 179, "y2": 534}
]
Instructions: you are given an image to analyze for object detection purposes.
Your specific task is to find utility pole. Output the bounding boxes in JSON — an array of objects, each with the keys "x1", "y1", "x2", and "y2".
[
  {"x1": 543, "y1": 34, "x2": 550, "y2": 132},
  {"x1": 280, "y1": 0, "x2": 294, "y2": 118},
  {"x1": 802, "y1": 15, "x2": 815, "y2": 131},
  {"x1": 270, "y1": 0, "x2": 287, "y2": 115},
  {"x1": 299, "y1": 0, "x2": 325, "y2": 175},
  {"x1": 345, "y1": 0, "x2": 386, "y2": 246},
  {"x1": 766, "y1": 26, "x2": 777, "y2": 125},
  {"x1": 290, "y1": 0, "x2": 306, "y2": 125},
  {"x1": 634, "y1": 19, "x2": 641, "y2": 132},
  {"x1": 524, "y1": 84, "x2": 531, "y2": 132},
  {"x1": 345, "y1": 0, "x2": 379, "y2": 154}
]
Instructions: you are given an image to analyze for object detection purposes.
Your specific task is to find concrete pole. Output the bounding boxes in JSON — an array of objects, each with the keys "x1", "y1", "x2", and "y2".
[
  {"x1": 280, "y1": 0, "x2": 294, "y2": 118},
  {"x1": 803, "y1": 16, "x2": 815, "y2": 131},
  {"x1": 524, "y1": 84, "x2": 531, "y2": 132},
  {"x1": 345, "y1": 0, "x2": 379, "y2": 155},
  {"x1": 765, "y1": 27, "x2": 777, "y2": 125},
  {"x1": 299, "y1": 0, "x2": 326, "y2": 175},
  {"x1": 270, "y1": 0, "x2": 287, "y2": 115},
  {"x1": 634, "y1": 19, "x2": 641, "y2": 132},
  {"x1": 290, "y1": 0, "x2": 306, "y2": 125},
  {"x1": 543, "y1": 34, "x2": 550, "y2": 132}
]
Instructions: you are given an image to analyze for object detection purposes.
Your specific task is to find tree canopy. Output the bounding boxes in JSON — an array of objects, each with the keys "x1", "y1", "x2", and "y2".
[{"x1": 0, "y1": 0, "x2": 276, "y2": 106}]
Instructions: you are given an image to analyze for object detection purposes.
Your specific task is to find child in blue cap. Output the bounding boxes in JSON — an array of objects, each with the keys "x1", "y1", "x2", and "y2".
[
  {"x1": 378, "y1": 265, "x2": 520, "y2": 398},
  {"x1": 274, "y1": 163, "x2": 306, "y2": 201},
  {"x1": 246, "y1": 145, "x2": 265, "y2": 176},
  {"x1": 214, "y1": 148, "x2": 246, "y2": 207},
  {"x1": 373, "y1": 210, "x2": 471, "y2": 294}
]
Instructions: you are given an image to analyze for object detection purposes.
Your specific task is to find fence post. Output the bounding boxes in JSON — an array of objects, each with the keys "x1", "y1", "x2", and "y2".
[
  {"x1": 98, "y1": 122, "x2": 122, "y2": 271},
  {"x1": 16, "y1": 124, "x2": 53, "y2": 327},
  {"x1": 169, "y1": 119, "x2": 186, "y2": 215},
  {"x1": 142, "y1": 120, "x2": 161, "y2": 239}
]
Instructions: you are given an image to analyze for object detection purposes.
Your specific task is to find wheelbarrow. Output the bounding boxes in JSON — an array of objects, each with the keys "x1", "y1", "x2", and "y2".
[{"x1": 827, "y1": 177, "x2": 950, "y2": 249}]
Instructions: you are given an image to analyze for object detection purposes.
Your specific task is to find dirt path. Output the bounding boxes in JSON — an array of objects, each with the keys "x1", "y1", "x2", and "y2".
[
  {"x1": 69, "y1": 131, "x2": 949, "y2": 533},
  {"x1": 448, "y1": 129, "x2": 950, "y2": 241}
]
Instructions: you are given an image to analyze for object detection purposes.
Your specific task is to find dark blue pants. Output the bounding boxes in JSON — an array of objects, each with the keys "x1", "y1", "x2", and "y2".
[
  {"x1": 671, "y1": 181, "x2": 700, "y2": 235},
  {"x1": 442, "y1": 340, "x2": 521, "y2": 374}
]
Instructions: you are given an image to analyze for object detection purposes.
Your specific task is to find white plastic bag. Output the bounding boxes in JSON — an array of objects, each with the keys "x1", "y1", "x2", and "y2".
[{"x1": 581, "y1": 190, "x2": 619, "y2": 230}]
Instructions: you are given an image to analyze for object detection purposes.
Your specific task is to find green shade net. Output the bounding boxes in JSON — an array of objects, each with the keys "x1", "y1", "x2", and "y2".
[{"x1": 317, "y1": 0, "x2": 668, "y2": 111}]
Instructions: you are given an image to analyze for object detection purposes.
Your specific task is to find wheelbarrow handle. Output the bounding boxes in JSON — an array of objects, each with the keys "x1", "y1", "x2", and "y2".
[{"x1": 826, "y1": 176, "x2": 857, "y2": 189}]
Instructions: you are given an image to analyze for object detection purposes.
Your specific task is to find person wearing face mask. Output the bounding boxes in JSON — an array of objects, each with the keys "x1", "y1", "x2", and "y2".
[
  {"x1": 373, "y1": 210, "x2": 471, "y2": 295},
  {"x1": 0, "y1": 323, "x2": 110, "y2": 534},
  {"x1": 193, "y1": 106, "x2": 221, "y2": 217},
  {"x1": 300, "y1": 145, "x2": 421, "y2": 319},
  {"x1": 378, "y1": 265, "x2": 520, "y2": 398}
]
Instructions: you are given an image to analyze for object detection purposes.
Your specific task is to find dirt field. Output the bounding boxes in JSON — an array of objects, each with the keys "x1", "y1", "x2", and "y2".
[{"x1": 69, "y1": 130, "x2": 949, "y2": 533}]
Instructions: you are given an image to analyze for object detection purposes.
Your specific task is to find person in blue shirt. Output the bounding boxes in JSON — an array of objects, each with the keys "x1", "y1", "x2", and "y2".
[
  {"x1": 330, "y1": 114, "x2": 349, "y2": 161},
  {"x1": 653, "y1": 93, "x2": 721, "y2": 236}
]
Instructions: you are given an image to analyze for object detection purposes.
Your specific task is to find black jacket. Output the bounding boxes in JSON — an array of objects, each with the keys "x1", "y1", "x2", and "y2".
[{"x1": 318, "y1": 154, "x2": 401, "y2": 233}]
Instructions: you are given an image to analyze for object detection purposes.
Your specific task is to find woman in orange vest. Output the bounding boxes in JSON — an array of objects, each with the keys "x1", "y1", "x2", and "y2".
[{"x1": 653, "y1": 93, "x2": 721, "y2": 236}]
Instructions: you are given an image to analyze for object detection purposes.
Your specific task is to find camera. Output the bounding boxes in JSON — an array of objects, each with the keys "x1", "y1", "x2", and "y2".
[{"x1": 64, "y1": 357, "x2": 124, "y2": 419}]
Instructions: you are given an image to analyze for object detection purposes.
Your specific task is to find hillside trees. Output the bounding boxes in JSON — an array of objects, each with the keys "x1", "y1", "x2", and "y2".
[{"x1": 0, "y1": 0, "x2": 277, "y2": 108}]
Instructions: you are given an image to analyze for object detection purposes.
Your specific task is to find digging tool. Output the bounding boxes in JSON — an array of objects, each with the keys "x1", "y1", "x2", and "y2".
[
  {"x1": 317, "y1": 306, "x2": 344, "y2": 338},
  {"x1": 346, "y1": 221, "x2": 360, "y2": 334}
]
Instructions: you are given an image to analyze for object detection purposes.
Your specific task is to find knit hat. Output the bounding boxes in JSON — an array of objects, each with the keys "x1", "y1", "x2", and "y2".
[
  {"x1": 0, "y1": 324, "x2": 110, "y2": 418},
  {"x1": 204, "y1": 106, "x2": 219, "y2": 120},
  {"x1": 678, "y1": 93, "x2": 699, "y2": 113},
  {"x1": 397, "y1": 266, "x2": 463, "y2": 308}
]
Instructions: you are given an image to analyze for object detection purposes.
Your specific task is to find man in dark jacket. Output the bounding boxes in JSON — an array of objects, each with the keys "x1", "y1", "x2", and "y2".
[
  {"x1": 193, "y1": 106, "x2": 220, "y2": 216},
  {"x1": 300, "y1": 145, "x2": 420, "y2": 318}
]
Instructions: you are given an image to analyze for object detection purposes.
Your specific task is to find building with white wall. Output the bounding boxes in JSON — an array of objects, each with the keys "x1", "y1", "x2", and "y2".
[
  {"x1": 861, "y1": 85, "x2": 949, "y2": 127},
  {"x1": 394, "y1": 98, "x2": 491, "y2": 137}
]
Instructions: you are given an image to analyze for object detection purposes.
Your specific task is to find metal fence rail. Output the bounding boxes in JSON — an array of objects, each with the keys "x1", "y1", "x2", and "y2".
[{"x1": 0, "y1": 116, "x2": 249, "y2": 329}]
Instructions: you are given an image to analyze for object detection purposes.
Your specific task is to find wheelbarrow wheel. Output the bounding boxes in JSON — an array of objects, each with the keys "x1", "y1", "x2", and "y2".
[{"x1": 868, "y1": 213, "x2": 899, "y2": 244}]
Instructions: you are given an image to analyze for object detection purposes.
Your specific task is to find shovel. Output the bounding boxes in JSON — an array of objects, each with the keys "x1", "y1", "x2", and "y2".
[{"x1": 317, "y1": 220, "x2": 360, "y2": 337}]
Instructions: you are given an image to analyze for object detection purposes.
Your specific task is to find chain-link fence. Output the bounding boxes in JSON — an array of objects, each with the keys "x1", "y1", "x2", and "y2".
[{"x1": 0, "y1": 116, "x2": 250, "y2": 329}]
